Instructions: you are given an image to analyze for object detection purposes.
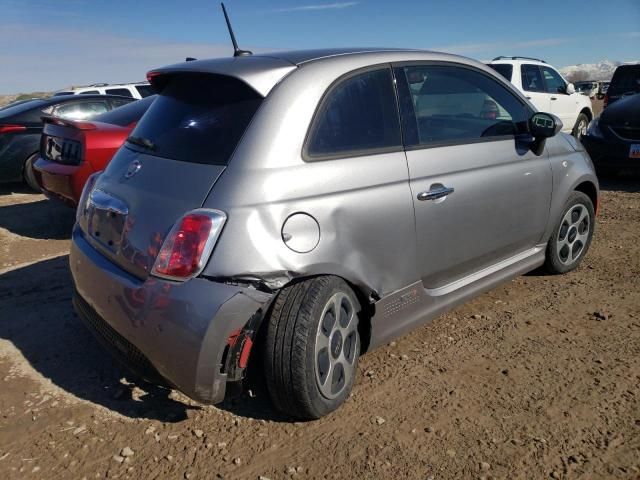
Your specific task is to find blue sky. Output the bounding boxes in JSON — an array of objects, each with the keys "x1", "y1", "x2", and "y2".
[{"x1": 1, "y1": 0, "x2": 638, "y2": 93}]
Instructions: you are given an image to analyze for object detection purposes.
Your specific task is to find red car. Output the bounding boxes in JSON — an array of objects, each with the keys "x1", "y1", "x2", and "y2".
[{"x1": 34, "y1": 96, "x2": 155, "y2": 206}]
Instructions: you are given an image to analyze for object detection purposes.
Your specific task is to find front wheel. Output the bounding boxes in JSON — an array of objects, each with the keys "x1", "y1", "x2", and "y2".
[
  {"x1": 263, "y1": 276, "x2": 361, "y2": 420},
  {"x1": 544, "y1": 191, "x2": 595, "y2": 274},
  {"x1": 572, "y1": 113, "x2": 589, "y2": 140}
]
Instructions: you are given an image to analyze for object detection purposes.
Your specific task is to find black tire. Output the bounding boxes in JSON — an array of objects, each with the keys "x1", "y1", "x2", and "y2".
[
  {"x1": 572, "y1": 113, "x2": 589, "y2": 140},
  {"x1": 23, "y1": 153, "x2": 41, "y2": 191},
  {"x1": 264, "y1": 276, "x2": 361, "y2": 420},
  {"x1": 544, "y1": 191, "x2": 595, "y2": 274}
]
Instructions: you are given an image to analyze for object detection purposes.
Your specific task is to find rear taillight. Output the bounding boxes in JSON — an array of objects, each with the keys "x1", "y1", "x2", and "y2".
[
  {"x1": 151, "y1": 209, "x2": 226, "y2": 281},
  {"x1": 0, "y1": 124, "x2": 26, "y2": 134},
  {"x1": 603, "y1": 94, "x2": 609, "y2": 108},
  {"x1": 76, "y1": 171, "x2": 101, "y2": 221}
]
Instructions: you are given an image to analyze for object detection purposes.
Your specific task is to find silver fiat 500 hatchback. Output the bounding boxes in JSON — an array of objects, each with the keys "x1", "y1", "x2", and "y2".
[{"x1": 70, "y1": 48, "x2": 598, "y2": 419}]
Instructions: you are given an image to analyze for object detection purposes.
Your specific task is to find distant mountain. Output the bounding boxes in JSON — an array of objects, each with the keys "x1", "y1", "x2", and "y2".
[{"x1": 559, "y1": 60, "x2": 639, "y2": 81}]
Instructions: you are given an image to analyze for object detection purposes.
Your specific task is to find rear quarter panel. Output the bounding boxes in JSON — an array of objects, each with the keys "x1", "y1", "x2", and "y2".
[{"x1": 201, "y1": 54, "x2": 422, "y2": 297}]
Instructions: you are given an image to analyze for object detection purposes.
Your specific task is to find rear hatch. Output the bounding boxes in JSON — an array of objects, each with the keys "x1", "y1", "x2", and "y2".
[
  {"x1": 77, "y1": 72, "x2": 264, "y2": 279},
  {"x1": 607, "y1": 65, "x2": 640, "y2": 106},
  {"x1": 600, "y1": 93, "x2": 640, "y2": 141}
]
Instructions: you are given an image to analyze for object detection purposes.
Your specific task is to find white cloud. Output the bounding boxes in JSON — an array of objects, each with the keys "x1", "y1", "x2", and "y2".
[
  {"x1": 273, "y1": 2, "x2": 359, "y2": 13},
  {"x1": 0, "y1": 25, "x2": 264, "y2": 94}
]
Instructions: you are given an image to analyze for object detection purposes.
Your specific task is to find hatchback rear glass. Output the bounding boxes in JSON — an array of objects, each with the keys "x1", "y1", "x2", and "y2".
[
  {"x1": 126, "y1": 74, "x2": 262, "y2": 165},
  {"x1": 93, "y1": 95, "x2": 156, "y2": 127},
  {"x1": 488, "y1": 64, "x2": 513, "y2": 81},
  {"x1": 608, "y1": 66, "x2": 640, "y2": 95}
]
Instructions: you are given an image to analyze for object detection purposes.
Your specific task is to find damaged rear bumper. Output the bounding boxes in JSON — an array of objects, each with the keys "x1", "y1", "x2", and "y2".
[{"x1": 70, "y1": 226, "x2": 273, "y2": 404}]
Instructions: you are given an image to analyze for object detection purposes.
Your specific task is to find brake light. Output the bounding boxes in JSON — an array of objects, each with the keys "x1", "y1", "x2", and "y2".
[
  {"x1": 77, "y1": 171, "x2": 102, "y2": 221},
  {"x1": 0, "y1": 124, "x2": 26, "y2": 134},
  {"x1": 152, "y1": 209, "x2": 226, "y2": 281}
]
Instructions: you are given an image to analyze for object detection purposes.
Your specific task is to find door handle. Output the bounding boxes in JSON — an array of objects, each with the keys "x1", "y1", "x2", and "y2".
[
  {"x1": 551, "y1": 97, "x2": 557, "y2": 101},
  {"x1": 526, "y1": 96, "x2": 531, "y2": 100},
  {"x1": 417, "y1": 186, "x2": 454, "y2": 201}
]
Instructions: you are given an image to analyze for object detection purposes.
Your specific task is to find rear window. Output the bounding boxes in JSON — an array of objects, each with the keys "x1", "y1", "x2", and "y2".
[
  {"x1": 93, "y1": 95, "x2": 156, "y2": 127},
  {"x1": 127, "y1": 74, "x2": 262, "y2": 165},
  {"x1": 609, "y1": 66, "x2": 640, "y2": 95},
  {"x1": 105, "y1": 88, "x2": 133, "y2": 97},
  {"x1": 0, "y1": 99, "x2": 48, "y2": 121},
  {"x1": 488, "y1": 64, "x2": 513, "y2": 81},
  {"x1": 135, "y1": 85, "x2": 155, "y2": 98}
]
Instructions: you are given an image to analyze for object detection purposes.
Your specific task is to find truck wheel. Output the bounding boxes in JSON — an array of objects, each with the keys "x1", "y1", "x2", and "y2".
[
  {"x1": 544, "y1": 191, "x2": 595, "y2": 274},
  {"x1": 23, "y1": 153, "x2": 41, "y2": 191},
  {"x1": 264, "y1": 276, "x2": 361, "y2": 420},
  {"x1": 572, "y1": 113, "x2": 589, "y2": 140}
]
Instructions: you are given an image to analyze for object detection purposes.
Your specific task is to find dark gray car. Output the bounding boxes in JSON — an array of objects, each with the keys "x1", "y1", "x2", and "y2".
[{"x1": 70, "y1": 48, "x2": 599, "y2": 419}]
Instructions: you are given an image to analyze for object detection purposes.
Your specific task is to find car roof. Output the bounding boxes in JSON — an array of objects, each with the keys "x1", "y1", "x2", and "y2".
[
  {"x1": 43, "y1": 94, "x2": 134, "y2": 103},
  {"x1": 490, "y1": 58, "x2": 547, "y2": 66},
  {"x1": 149, "y1": 48, "x2": 475, "y2": 96}
]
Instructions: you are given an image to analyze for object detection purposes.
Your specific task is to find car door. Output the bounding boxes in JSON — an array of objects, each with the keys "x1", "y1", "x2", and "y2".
[
  {"x1": 394, "y1": 63, "x2": 552, "y2": 289},
  {"x1": 540, "y1": 65, "x2": 575, "y2": 130},
  {"x1": 520, "y1": 64, "x2": 550, "y2": 113}
]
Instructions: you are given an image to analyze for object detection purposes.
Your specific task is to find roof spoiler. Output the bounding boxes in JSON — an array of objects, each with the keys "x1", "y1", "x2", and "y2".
[{"x1": 41, "y1": 115, "x2": 97, "y2": 130}]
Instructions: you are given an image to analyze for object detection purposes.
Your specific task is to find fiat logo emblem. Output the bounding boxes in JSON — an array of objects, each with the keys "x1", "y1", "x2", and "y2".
[{"x1": 124, "y1": 160, "x2": 142, "y2": 179}]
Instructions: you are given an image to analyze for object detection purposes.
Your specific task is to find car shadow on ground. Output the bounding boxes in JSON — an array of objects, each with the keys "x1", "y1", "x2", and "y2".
[
  {"x1": 0, "y1": 255, "x2": 288, "y2": 422},
  {"x1": 597, "y1": 171, "x2": 640, "y2": 193},
  {"x1": 0, "y1": 182, "x2": 35, "y2": 196},
  {"x1": 0, "y1": 256, "x2": 200, "y2": 422},
  {"x1": 0, "y1": 196, "x2": 74, "y2": 240}
]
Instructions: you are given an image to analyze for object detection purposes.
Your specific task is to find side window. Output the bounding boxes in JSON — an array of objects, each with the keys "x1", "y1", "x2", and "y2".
[
  {"x1": 106, "y1": 88, "x2": 134, "y2": 97},
  {"x1": 110, "y1": 98, "x2": 133, "y2": 108},
  {"x1": 397, "y1": 65, "x2": 530, "y2": 147},
  {"x1": 80, "y1": 90, "x2": 100, "y2": 95},
  {"x1": 540, "y1": 67, "x2": 567, "y2": 94},
  {"x1": 520, "y1": 64, "x2": 544, "y2": 92},
  {"x1": 306, "y1": 68, "x2": 401, "y2": 159},
  {"x1": 135, "y1": 85, "x2": 155, "y2": 98},
  {"x1": 54, "y1": 101, "x2": 109, "y2": 120}
]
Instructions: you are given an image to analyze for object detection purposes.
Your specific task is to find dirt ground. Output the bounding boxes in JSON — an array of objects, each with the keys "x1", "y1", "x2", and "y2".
[{"x1": 0, "y1": 175, "x2": 639, "y2": 480}]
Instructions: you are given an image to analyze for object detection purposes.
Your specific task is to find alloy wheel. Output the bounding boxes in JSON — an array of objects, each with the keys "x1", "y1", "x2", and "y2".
[
  {"x1": 556, "y1": 204, "x2": 590, "y2": 265},
  {"x1": 314, "y1": 292, "x2": 359, "y2": 399}
]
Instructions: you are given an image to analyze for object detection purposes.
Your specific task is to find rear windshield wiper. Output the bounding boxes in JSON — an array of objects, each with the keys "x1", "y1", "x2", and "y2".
[{"x1": 126, "y1": 135, "x2": 157, "y2": 151}]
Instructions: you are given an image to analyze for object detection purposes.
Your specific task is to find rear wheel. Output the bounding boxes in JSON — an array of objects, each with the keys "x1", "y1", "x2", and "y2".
[
  {"x1": 264, "y1": 276, "x2": 361, "y2": 420},
  {"x1": 572, "y1": 113, "x2": 589, "y2": 140},
  {"x1": 23, "y1": 153, "x2": 40, "y2": 191},
  {"x1": 544, "y1": 191, "x2": 595, "y2": 274}
]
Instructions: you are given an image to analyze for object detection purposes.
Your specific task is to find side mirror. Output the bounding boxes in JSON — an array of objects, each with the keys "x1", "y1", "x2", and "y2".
[
  {"x1": 530, "y1": 112, "x2": 563, "y2": 138},
  {"x1": 565, "y1": 83, "x2": 576, "y2": 95}
]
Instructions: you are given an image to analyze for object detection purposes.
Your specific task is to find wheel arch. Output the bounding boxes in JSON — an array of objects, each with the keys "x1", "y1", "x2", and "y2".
[
  {"x1": 579, "y1": 107, "x2": 593, "y2": 122},
  {"x1": 574, "y1": 180, "x2": 599, "y2": 215}
]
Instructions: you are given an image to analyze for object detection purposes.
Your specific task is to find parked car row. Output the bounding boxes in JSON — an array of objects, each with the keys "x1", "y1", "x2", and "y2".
[
  {"x1": 574, "y1": 80, "x2": 609, "y2": 99},
  {"x1": 54, "y1": 81, "x2": 154, "y2": 100},
  {"x1": 0, "y1": 94, "x2": 135, "y2": 189}
]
